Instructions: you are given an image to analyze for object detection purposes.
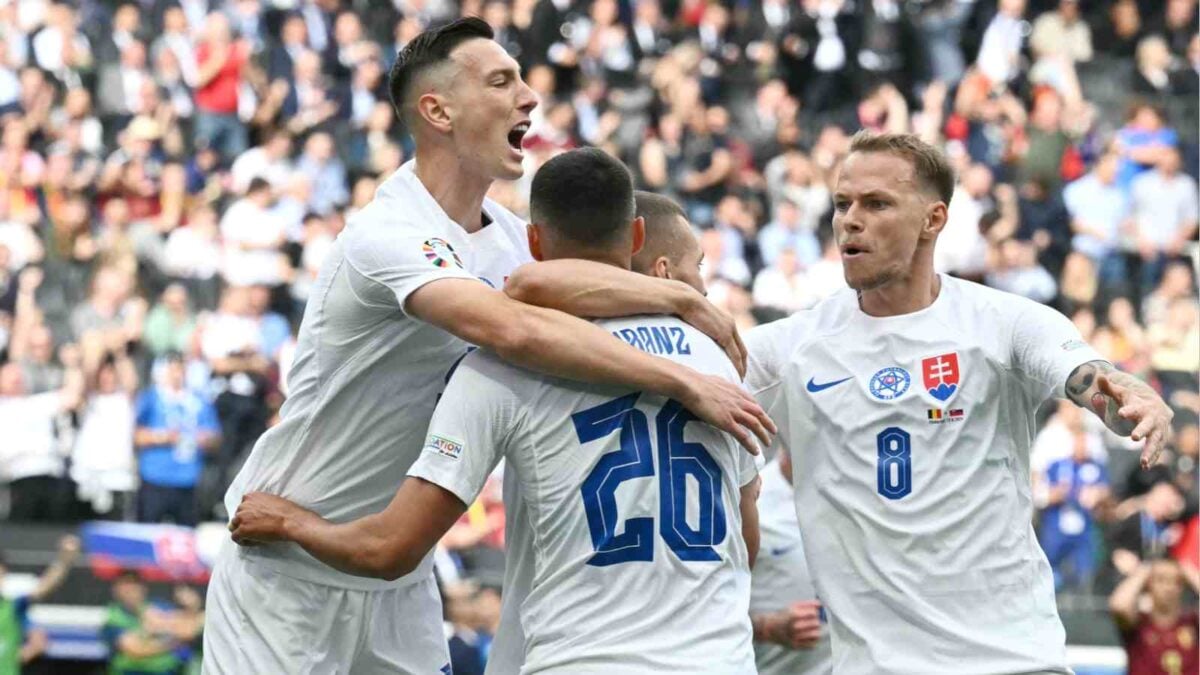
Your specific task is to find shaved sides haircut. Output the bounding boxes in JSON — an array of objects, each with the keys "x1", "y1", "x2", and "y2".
[
  {"x1": 633, "y1": 190, "x2": 690, "y2": 272},
  {"x1": 388, "y1": 17, "x2": 494, "y2": 127}
]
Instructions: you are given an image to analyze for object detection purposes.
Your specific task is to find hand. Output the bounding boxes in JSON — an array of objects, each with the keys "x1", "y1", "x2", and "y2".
[
  {"x1": 764, "y1": 601, "x2": 823, "y2": 649},
  {"x1": 680, "y1": 295, "x2": 747, "y2": 378},
  {"x1": 229, "y1": 492, "x2": 308, "y2": 546},
  {"x1": 1112, "y1": 549, "x2": 1141, "y2": 577},
  {"x1": 676, "y1": 372, "x2": 774, "y2": 455},
  {"x1": 1097, "y1": 374, "x2": 1173, "y2": 469},
  {"x1": 57, "y1": 534, "x2": 81, "y2": 562}
]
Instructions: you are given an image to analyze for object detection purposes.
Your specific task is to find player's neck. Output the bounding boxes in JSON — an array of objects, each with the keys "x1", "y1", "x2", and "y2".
[
  {"x1": 414, "y1": 150, "x2": 492, "y2": 233},
  {"x1": 858, "y1": 271, "x2": 941, "y2": 318}
]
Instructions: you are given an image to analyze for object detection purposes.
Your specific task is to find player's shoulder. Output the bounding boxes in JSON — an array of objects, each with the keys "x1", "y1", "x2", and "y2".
[
  {"x1": 597, "y1": 314, "x2": 737, "y2": 380},
  {"x1": 746, "y1": 288, "x2": 857, "y2": 354},
  {"x1": 344, "y1": 163, "x2": 454, "y2": 241},
  {"x1": 943, "y1": 275, "x2": 1052, "y2": 325},
  {"x1": 451, "y1": 349, "x2": 534, "y2": 399}
]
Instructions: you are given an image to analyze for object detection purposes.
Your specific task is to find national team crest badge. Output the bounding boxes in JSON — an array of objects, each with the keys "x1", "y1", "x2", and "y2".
[
  {"x1": 922, "y1": 352, "x2": 960, "y2": 402},
  {"x1": 423, "y1": 238, "x2": 463, "y2": 268},
  {"x1": 869, "y1": 366, "x2": 911, "y2": 401}
]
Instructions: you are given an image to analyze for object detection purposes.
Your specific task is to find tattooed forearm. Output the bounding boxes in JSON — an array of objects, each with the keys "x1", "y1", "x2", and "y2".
[{"x1": 1065, "y1": 360, "x2": 1137, "y2": 436}]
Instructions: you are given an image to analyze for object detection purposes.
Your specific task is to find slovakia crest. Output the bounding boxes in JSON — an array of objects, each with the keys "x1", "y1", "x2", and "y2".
[{"x1": 921, "y1": 352, "x2": 960, "y2": 402}]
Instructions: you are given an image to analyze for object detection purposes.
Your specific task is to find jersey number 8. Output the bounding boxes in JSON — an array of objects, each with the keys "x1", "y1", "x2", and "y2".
[
  {"x1": 876, "y1": 427, "x2": 912, "y2": 500},
  {"x1": 575, "y1": 393, "x2": 727, "y2": 567}
]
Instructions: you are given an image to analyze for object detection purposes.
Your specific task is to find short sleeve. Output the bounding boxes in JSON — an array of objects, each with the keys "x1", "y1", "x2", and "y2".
[
  {"x1": 341, "y1": 216, "x2": 479, "y2": 317},
  {"x1": 1010, "y1": 299, "x2": 1106, "y2": 402},
  {"x1": 745, "y1": 317, "x2": 797, "y2": 418},
  {"x1": 407, "y1": 352, "x2": 521, "y2": 507},
  {"x1": 736, "y1": 444, "x2": 761, "y2": 488}
]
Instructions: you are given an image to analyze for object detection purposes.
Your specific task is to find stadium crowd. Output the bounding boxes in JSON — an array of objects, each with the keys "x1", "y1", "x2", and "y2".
[{"x1": 0, "y1": 0, "x2": 1197, "y2": 671}]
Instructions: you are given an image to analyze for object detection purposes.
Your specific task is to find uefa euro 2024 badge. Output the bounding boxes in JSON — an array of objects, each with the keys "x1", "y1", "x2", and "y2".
[
  {"x1": 869, "y1": 366, "x2": 911, "y2": 401},
  {"x1": 422, "y1": 238, "x2": 463, "y2": 269}
]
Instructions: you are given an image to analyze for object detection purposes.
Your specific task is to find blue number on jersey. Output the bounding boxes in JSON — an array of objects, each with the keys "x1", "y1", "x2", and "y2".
[
  {"x1": 577, "y1": 395, "x2": 727, "y2": 566},
  {"x1": 656, "y1": 401, "x2": 725, "y2": 561},
  {"x1": 876, "y1": 427, "x2": 912, "y2": 499},
  {"x1": 576, "y1": 393, "x2": 655, "y2": 566}
]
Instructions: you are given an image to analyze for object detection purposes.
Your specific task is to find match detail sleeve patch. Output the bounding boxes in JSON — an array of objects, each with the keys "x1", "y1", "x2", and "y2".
[{"x1": 425, "y1": 433, "x2": 465, "y2": 460}]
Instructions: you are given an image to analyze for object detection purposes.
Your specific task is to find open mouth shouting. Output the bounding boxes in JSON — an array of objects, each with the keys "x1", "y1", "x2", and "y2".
[{"x1": 507, "y1": 121, "x2": 530, "y2": 158}]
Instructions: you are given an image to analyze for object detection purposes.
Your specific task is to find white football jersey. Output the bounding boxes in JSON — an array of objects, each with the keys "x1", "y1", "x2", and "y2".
[
  {"x1": 223, "y1": 160, "x2": 532, "y2": 590},
  {"x1": 744, "y1": 275, "x2": 1103, "y2": 674},
  {"x1": 409, "y1": 315, "x2": 758, "y2": 674},
  {"x1": 750, "y1": 457, "x2": 832, "y2": 675}
]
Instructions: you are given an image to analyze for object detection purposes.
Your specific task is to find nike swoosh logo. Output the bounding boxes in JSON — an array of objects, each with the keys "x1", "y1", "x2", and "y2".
[
  {"x1": 806, "y1": 376, "x2": 852, "y2": 393},
  {"x1": 770, "y1": 545, "x2": 798, "y2": 556}
]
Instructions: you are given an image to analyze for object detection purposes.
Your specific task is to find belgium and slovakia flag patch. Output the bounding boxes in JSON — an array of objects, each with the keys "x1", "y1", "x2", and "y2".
[{"x1": 927, "y1": 408, "x2": 964, "y2": 423}]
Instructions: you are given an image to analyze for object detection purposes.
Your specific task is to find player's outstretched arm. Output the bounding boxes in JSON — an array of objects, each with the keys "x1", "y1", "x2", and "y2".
[
  {"x1": 1065, "y1": 360, "x2": 1174, "y2": 469},
  {"x1": 408, "y1": 279, "x2": 774, "y2": 453},
  {"x1": 229, "y1": 479, "x2": 467, "y2": 581},
  {"x1": 505, "y1": 260, "x2": 747, "y2": 376},
  {"x1": 30, "y1": 535, "x2": 80, "y2": 601}
]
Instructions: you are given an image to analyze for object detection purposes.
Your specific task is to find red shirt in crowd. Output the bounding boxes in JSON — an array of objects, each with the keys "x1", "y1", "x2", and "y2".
[
  {"x1": 195, "y1": 41, "x2": 246, "y2": 115},
  {"x1": 1122, "y1": 610, "x2": 1199, "y2": 675}
]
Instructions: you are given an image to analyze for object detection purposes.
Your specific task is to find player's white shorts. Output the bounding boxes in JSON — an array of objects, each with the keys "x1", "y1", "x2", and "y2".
[{"x1": 202, "y1": 547, "x2": 450, "y2": 674}]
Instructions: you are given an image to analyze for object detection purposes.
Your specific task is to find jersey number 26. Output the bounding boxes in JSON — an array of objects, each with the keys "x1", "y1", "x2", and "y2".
[{"x1": 575, "y1": 393, "x2": 727, "y2": 567}]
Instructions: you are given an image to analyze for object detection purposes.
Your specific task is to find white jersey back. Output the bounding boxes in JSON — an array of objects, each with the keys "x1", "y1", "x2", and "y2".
[
  {"x1": 224, "y1": 160, "x2": 531, "y2": 590},
  {"x1": 750, "y1": 458, "x2": 832, "y2": 675},
  {"x1": 744, "y1": 275, "x2": 1103, "y2": 674},
  {"x1": 410, "y1": 315, "x2": 758, "y2": 674}
]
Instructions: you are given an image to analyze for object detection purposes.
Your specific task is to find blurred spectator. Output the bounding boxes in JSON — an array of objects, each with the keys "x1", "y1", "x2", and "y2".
[
  {"x1": 143, "y1": 284, "x2": 198, "y2": 360},
  {"x1": 1128, "y1": 146, "x2": 1198, "y2": 293},
  {"x1": 1109, "y1": 559, "x2": 1200, "y2": 675},
  {"x1": 936, "y1": 162, "x2": 993, "y2": 279},
  {"x1": 0, "y1": 357, "x2": 83, "y2": 521},
  {"x1": 1109, "y1": 481, "x2": 1187, "y2": 576},
  {"x1": 133, "y1": 352, "x2": 220, "y2": 525},
  {"x1": 102, "y1": 572, "x2": 204, "y2": 675},
  {"x1": 1114, "y1": 103, "x2": 1178, "y2": 191},
  {"x1": 231, "y1": 130, "x2": 295, "y2": 195},
  {"x1": 986, "y1": 238, "x2": 1058, "y2": 304},
  {"x1": 218, "y1": 178, "x2": 290, "y2": 289},
  {"x1": 295, "y1": 132, "x2": 349, "y2": 216},
  {"x1": 1142, "y1": 262, "x2": 1197, "y2": 329},
  {"x1": 1039, "y1": 427, "x2": 1110, "y2": 591},
  {"x1": 193, "y1": 14, "x2": 249, "y2": 162},
  {"x1": 1147, "y1": 297, "x2": 1200, "y2": 402},
  {"x1": 71, "y1": 343, "x2": 139, "y2": 518},
  {"x1": 1029, "y1": 0, "x2": 1092, "y2": 66},
  {"x1": 0, "y1": 535, "x2": 80, "y2": 673},
  {"x1": 758, "y1": 198, "x2": 820, "y2": 268},
  {"x1": 753, "y1": 248, "x2": 809, "y2": 313},
  {"x1": 1094, "y1": 0, "x2": 1144, "y2": 60},
  {"x1": 200, "y1": 286, "x2": 269, "y2": 509},
  {"x1": 1063, "y1": 149, "x2": 1129, "y2": 291}
]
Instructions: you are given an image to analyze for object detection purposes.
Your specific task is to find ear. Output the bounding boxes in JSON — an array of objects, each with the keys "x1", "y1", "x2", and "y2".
[
  {"x1": 652, "y1": 256, "x2": 671, "y2": 280},
  {"x1": 526, "y1": 223, "x2": 544, "y2": 261},
  {"x1": 921, "y1": 202, "x2": 948, "y2": 241},
  {"x1": 416, "y1": 90, "x2": 453, "y2": 134},
  {"x1": 630, "y1": 216, "x2": 645, "y2": 257}
]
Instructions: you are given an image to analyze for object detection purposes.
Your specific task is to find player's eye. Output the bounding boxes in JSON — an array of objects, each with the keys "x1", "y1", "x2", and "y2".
[
  {"x1": 869, "y1": 200, "x2": 888, "y2": 210},
  {"x1": 834, "y1": 200, "x2": 849, "y2": 213}
]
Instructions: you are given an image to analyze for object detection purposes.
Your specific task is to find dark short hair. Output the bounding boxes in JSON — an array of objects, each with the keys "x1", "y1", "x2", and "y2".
[
  {"x1": 530, "y1": 148, "x2": 635, "y2": 247},
  {"x1": 634, "y1": 190, "x2": 686, "y2": 225},
  {"x1": 848, "y1": 131, "x2": 955, "y2": 206},
  {"x1": 388, "y1": 17, "x2": 494, "y2": 124}
]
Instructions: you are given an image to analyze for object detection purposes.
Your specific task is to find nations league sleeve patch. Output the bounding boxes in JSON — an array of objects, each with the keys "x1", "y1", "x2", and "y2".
[
  {"x1": 426, "y1": 433, "x2": 464, "y2": 460},
  {"x1": 423, "y1": 238, "x2": 464, "y2": 269}
]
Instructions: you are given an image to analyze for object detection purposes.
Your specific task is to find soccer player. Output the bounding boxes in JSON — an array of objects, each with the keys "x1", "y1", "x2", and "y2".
[
  {"x1": 743, "y1": 132, "x2": 1174, "y2": 673},
  {"x1": 203, "y1": 19, "x2": 773, "y2": 675},
  {"x1": 750, "y1": 447, "x2": 831, "y2": 675},
  {"x1": 229, "y1": 148, "x2": 762, "y2": 673}
]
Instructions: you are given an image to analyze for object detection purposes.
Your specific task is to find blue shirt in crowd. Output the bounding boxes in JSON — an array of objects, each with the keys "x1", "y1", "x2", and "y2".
[{"x1": 134, "y1": 387, "x2": 220, "y2": 488}]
